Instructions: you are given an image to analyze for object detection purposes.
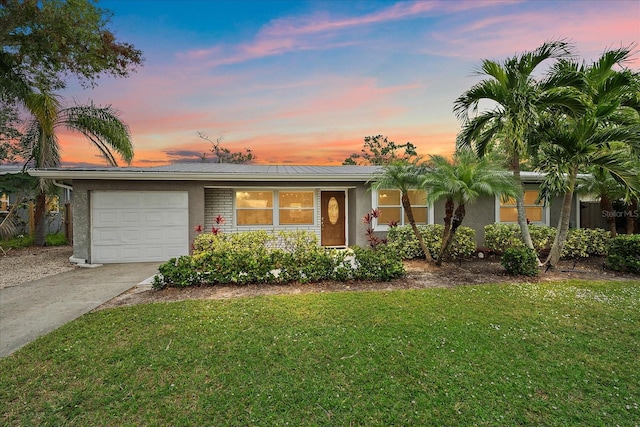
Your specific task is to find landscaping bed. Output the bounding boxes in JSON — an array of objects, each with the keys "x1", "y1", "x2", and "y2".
[{"x1": 98, "y1": 254, "x2": 638, "y2": 310}]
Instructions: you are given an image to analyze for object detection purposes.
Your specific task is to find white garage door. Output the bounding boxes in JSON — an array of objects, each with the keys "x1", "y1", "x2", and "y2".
[{"x1": 91, "y1": 191, "x2": 189, "y2": 263}]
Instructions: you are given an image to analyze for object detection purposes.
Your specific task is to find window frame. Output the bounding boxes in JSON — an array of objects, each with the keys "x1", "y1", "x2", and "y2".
[
  {"x1": 234, "y1": 189, "x2": 317, "y2": 227},
  {"x1": 495, "y1": 189, "x2": 550, "y2": 225},
  {"x1": 371, "y1": 188, "x2": 432, "y2": 231}
]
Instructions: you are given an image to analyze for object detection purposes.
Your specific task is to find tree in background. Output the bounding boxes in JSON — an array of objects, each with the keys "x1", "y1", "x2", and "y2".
[
  {"x1": 197, "y1": 133, "x2": 255, "y2": 164},
  {"x1": 0, "y1": 102, "x2": 23, "y2": 162},
  {"x1": 1, "y1": 0, "x2": 142, "y2": 157},
  {"x1": 343, "y1": 135, "x2": 417, "y2": 165},
  {"x1": 0, "y1": 0, "x2": 142, "y2": 96},
  {"x1": 454, "y1": 40, "x2": 581, "y2": 256}
]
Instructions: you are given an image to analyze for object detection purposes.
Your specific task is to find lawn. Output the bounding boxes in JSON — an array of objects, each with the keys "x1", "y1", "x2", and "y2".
[{"x1": 1, "y1": 280, "x2": 639, "y2": 426}]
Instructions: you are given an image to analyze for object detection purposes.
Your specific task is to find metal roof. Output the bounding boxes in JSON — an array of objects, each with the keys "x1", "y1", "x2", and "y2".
[
  {"x1": 27, "y1": 163, "x2": 556, "y2": 183},
  {"x1": 29, "y1": 163, "x2": 384, "y2": 182}
]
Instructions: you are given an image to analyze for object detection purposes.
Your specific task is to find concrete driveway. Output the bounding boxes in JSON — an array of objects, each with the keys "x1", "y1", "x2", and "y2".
[{"x1": 0, "y1": 262, "x2": 161, "y2": 358}]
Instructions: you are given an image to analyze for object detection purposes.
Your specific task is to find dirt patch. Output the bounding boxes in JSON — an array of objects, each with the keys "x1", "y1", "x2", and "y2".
[{"x1": 98, "y1": 255, "x2": 639, "y2": 310}]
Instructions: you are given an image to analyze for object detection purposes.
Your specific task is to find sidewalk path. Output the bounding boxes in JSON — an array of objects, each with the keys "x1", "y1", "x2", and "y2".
[{"x1": 0, "y1": 262, "x2": 160, "y2": 358}]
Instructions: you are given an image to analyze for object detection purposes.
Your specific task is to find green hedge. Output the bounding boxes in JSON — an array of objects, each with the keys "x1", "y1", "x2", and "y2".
[
  {"x1": 606, "y1": 235, "x2": 640, "y2": 273},
  {"x1": 484, "y1": 224, "x2": 556, "y2": 254},
  {"x1": 154, "y1": 230, "x2": 405, "y2": 289},
  {"x1": 386, "y1": 224, "x2": 476, "y2": 260},
  {"x1": 501, "y1": 247, "x2": 539, "y2": 276},
  {"x1": 561, "y1": 228, "x2": 610, "y2": 259},
  {"x1": 484, "y1": 223, "x2": 610, "y2": 259}
]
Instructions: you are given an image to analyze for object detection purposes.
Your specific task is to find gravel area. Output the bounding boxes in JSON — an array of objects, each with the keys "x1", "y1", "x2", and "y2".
[{"x1": 0, "y1": 246, "x2": 75, "y2": 289}]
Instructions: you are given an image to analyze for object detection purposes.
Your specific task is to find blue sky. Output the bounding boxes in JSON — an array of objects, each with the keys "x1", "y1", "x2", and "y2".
[{"x1": 61, "y1": 0, "x2": 640, "y2": 166}]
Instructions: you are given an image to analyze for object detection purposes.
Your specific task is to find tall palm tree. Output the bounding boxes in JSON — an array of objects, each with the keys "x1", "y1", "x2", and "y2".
[
  {"x1": 421, "y1": 149, "x2": 517, "y2": 265},
  {"x1": 22, "y1": 91, "x2": 134, "y2": 245},
  {"x1": 533, "y1": 48, "x2": 640, "y2": 268},
  {"x1": 370, "y1": 159, "x2": 433, "y2": 262},
  {"x1": 454, "y1": 40, "x2": 582, "y2": 255}
]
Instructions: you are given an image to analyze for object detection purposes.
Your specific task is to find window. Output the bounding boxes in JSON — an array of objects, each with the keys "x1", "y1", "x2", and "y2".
[
  {"x1": 279, "y1": 191, "x2": 314, "y2": 225},
  {"x1": 375, "y1": 189, "x2": 428, "y2": 228},
  {"x1": 499, "y1": 190, "x2": 545, "y2": 223},
  {"x1": 47, "y1": 195, "x2": 60, "y2": 213},
  {"x1": 235, "y1": 190, "x2": 315, "y2": 226},
  {"x1": 236, "y1": 191, "x2": 273, "y2": 225},
  {"x1": 0, "y1": 193, "x2": 8, "y2": 212}
]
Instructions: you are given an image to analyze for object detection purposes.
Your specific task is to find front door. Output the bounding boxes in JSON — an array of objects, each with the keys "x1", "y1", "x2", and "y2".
[{"x1": 321, "y1": 191, "x2": 346, "y2": 246}]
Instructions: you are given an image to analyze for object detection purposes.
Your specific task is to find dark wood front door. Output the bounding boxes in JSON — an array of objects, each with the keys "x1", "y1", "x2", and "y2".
[{"x1": 321, "y1": 191, "x2": 346, "y2": 246}]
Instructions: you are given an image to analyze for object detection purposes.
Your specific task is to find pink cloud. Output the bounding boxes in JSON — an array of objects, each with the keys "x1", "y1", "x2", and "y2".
[{"x1": 425, "y1": 6, "x2": 640, "y2": 64}]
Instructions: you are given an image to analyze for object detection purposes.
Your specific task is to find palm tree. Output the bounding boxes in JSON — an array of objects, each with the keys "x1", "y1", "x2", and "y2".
[
  {"x1": 370, "y1": 159, "x2": 433, "y2": 262},
  {"x1": 577, "y1": 165, "x2": 628, "y2": 237},
  {"x1": 454, "y1": 40, "x2": 582, "y2": 255},
  {"x1": 21, "y1": 91, "x2": 134, "y2": 245},
  {"x1": 421, "y1": 149, "x2": 517, "y2": 265},
  {"x1": 533, "y1": 48, "x2": 640, "y2": 268}
]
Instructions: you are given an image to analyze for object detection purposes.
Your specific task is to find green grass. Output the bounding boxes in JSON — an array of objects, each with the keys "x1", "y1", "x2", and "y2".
[
  {"x1": 1, "y1": 280, "x2": 639, "y2": 426},
  {"x1": 0, "y1": 232, "x2": 67, "y2": 249}
]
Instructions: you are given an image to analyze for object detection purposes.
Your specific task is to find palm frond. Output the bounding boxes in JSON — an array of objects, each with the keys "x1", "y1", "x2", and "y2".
[{"x1": 61, "y1": 104, "x2": 134, "y2": 165}]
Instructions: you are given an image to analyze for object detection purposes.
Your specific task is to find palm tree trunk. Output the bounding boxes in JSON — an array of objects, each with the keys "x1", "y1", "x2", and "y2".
[
  {"x1": 402, "y1": 193, "x2": 433, "y2": 262},
  {"x1": 436, "y1": 204, "x2": 466, "y2": 266},
  {"x1": 626, "y1": 199, "x2": 638, "y2": 235},
  {"x1": 436, "y1": 198, "x2": 454, "y2": 266},
  {"x1": 545, "y1": 167, "x2": 578, "y2": 269},
  {"x1": 512, "y1": 166, "x2": 535, "y2": 250},
  {"x1": 34, "y1": 191, "x2": 47, "y2": 246},
  {"x1": 601, "y1": 196, "x2": 617, "y2": 237}
]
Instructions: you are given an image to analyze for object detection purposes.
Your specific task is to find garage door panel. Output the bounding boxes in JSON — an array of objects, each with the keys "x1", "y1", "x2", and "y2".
[
  {"x1": 143, "y1": 211, "x2": 164, "y2": 224},
  {"x1": 93, "y1": 211, "x2": 118, "y2": 227},
  {"x1": 93, "y1": 229, "x2": 119, "y2": 243},
  {"x1": 91, "y1": 191, "x2": 189, "y2": 263},
  {"x1": 164, "y1": 211, "x2": 186, "y2": 225}
]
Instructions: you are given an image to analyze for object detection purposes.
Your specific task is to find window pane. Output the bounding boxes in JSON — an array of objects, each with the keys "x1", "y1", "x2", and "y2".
[
  {"x1": 0, "y1": 193, "x2": 8, "y2": 211},
  {"x1": 501, "y1": 196, "x2": 516, "y2": 206},
  {"x1": 378, "y1": 207, "x2": 401, "y2": 225},
  {"x1": 407, "y1": 189, "x2": 426, "y2": 206},
  {"x1": 378, "y1": 189, "x2": 400, "y2": 206},
  {"x1": 47, "y1": 195, "x2": 60, "y2": 213},
  {"x1": 524, "y1": 190, "x2": 541, "y2": 205},
  {"x1": 500, "y1": 207, "x2": 519, "y2": 222},
  {"x1": 404, "y1": 207, "x2": 427, "y2": 224},
  {"x1": 236, "y1": 191, "x2": 273, "y2": 208},
  {"x1": 279, "y1": 191, "x2": 314, "y2": 208},
  {"x1": 280, "y1": 209, "x2": 314, "y2": 225},
  {"x1": 237, "y1": 209, "x2": 273, "y2": 225},
  {"x1": 525, "y1": 207, "x2": 543, "y2": 222}
]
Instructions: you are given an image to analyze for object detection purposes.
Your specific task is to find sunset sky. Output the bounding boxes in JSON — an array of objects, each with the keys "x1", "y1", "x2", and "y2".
[{"x1": 59, "y1": 0, "x2": 639, "y2": 167}]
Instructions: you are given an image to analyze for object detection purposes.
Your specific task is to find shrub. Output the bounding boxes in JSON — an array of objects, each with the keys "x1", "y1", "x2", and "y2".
[
  {"x1": 606, "y1": 235, "x2": 640, "y2": 274},
  {"x1": 45, "y1": 233, "x2": 68, "y2": 246},
  {"x1": 484, "y1": 223, "x2": 557, "y2": 254},
  {"x1": 154, "y1": 230, "x2": 405, "y2": 288},
  {"x1": 528, "y1": 225, "x2": 557, "y2": 253},
  {"x1": 153, "y1": 256, "x2": 201, "y2": 289},
  {"x1": 561, "y1": 228, "x2": 609, "y2": 259},
  {"x1": 386, "y1": 224, "x2": 476, "y2": 261},
  {"x1": 350, "y1": 245, "x2": 405, "y2": 281},
  {"x1": 501, "y1": 247, "x2": 539, "y2": 276},
  {"x1": 484, "y1": 223, "x2": 524, "y2": 254},
  {"x1": 0, "y1": 234, "x2": 34, "y2": 249}
]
